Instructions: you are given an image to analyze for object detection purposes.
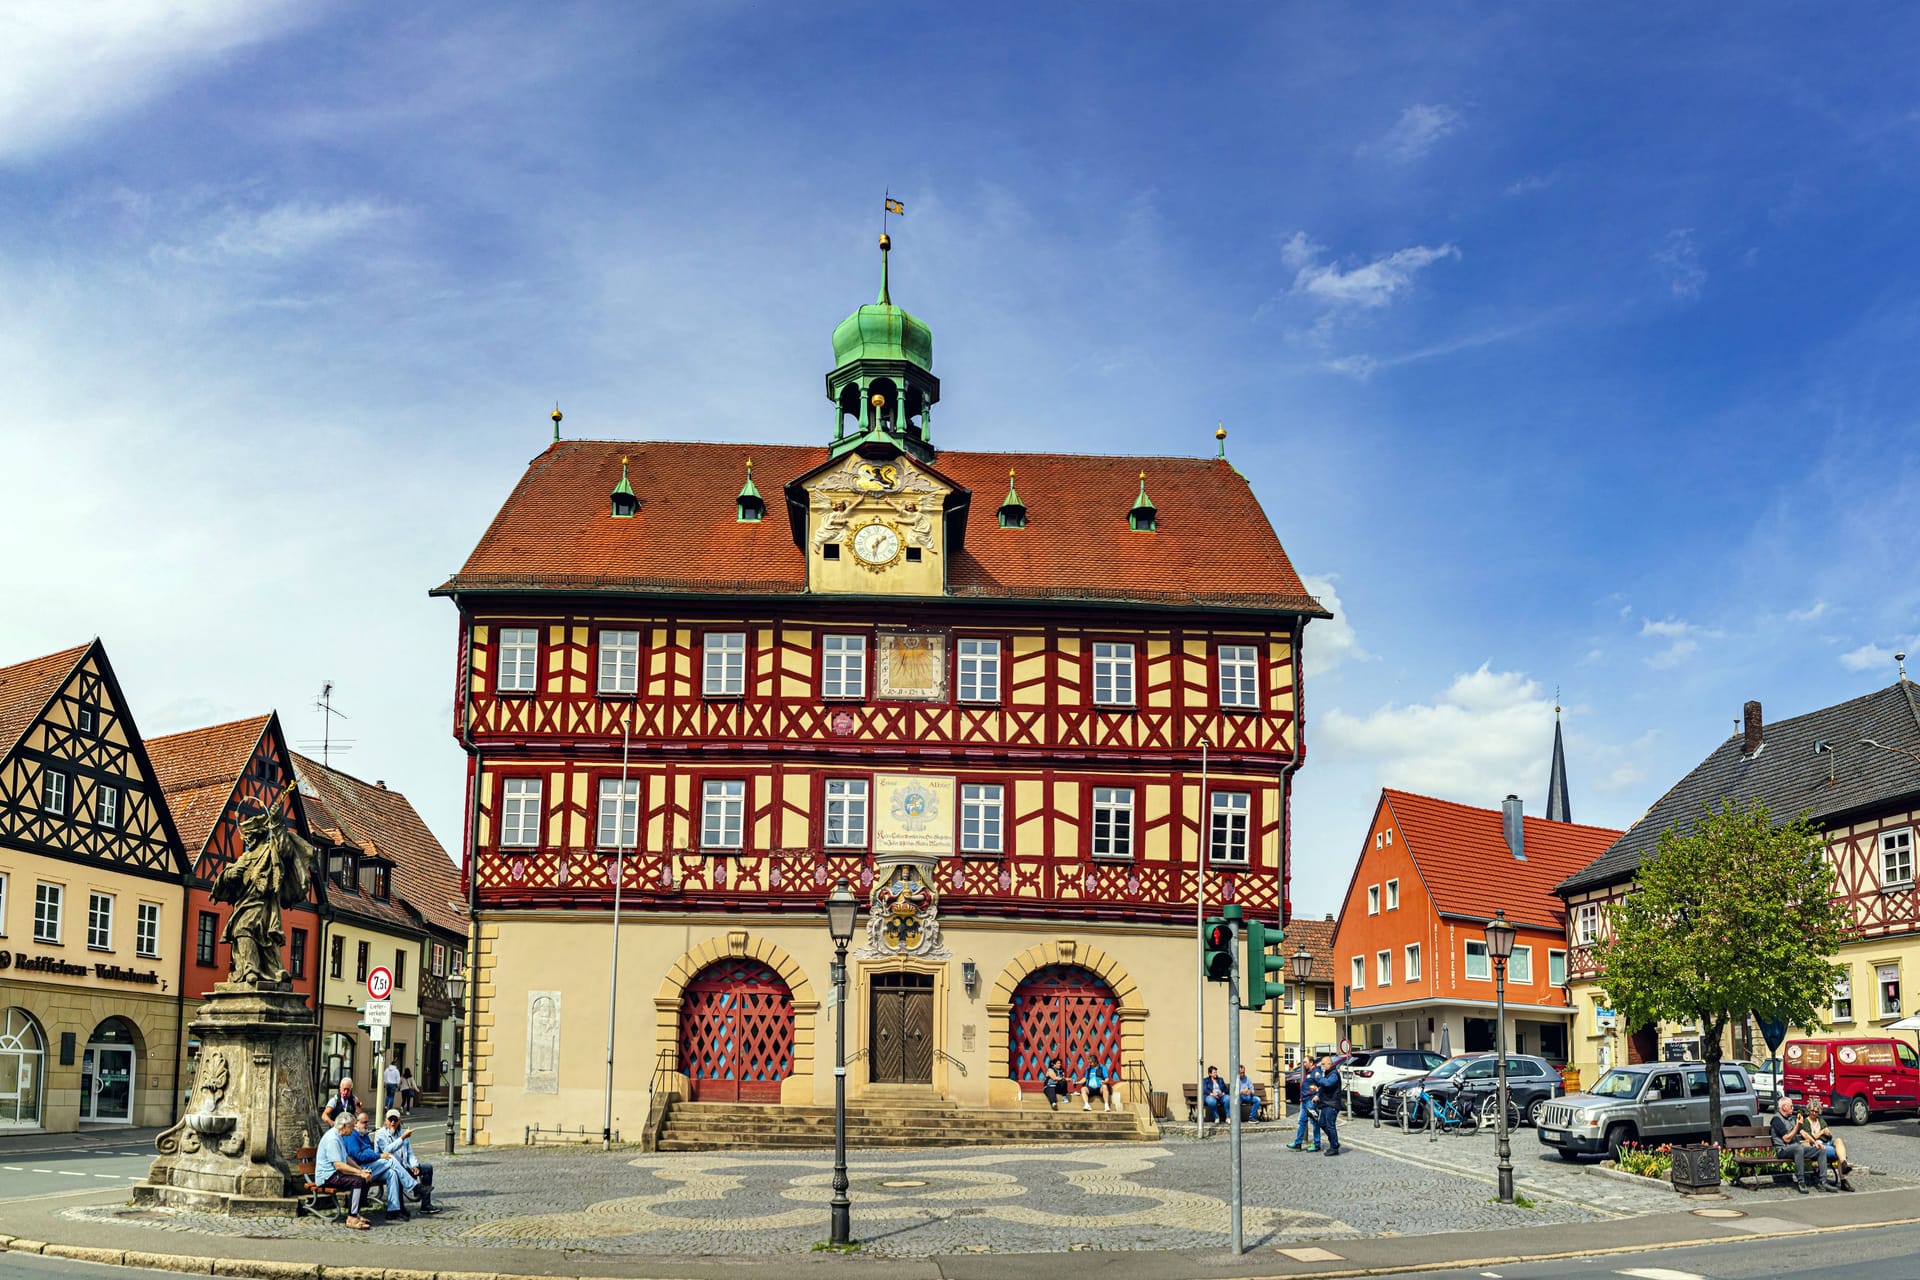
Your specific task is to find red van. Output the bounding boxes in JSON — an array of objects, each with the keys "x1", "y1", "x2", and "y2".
[{"x1": 1781, "y1": 1037, "x2": 1920, "y2": 1124}]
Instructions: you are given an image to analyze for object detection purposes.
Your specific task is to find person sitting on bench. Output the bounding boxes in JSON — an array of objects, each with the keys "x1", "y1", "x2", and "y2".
[
  {"x1": 1237, "y1": 1065, "x2": 1263, "y2": 1121},
  {"x1": 1201, "y1": 1066, "x2": 1230, "y2": 1122},
  {"x1": 1769, "y1": 1095, "x2": 1833, "y2": 1193},
  {"x1": 348, "y1": 1108, "x2": 421, "y2": 1217},
  {"x1": 376, "y1": 1109, "x2": 436, "y2": 1212},
  {"x1": 315, "y1": 1112, "x2": 374, "y2": 1230}
]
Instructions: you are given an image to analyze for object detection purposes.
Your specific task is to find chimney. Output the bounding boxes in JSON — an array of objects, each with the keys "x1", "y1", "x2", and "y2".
[
  {"x1": 1742, "y1": 701, "x2": 1763, "y2": 756},
  {"x1": 1502, "y1": 795, "x2": 1526, "y2": 860}
]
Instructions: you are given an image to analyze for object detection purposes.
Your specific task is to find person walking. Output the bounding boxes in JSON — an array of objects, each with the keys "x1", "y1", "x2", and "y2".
[
  {"x1": 1305, "y1": 1054, "x2": 1344, "y2": 1156},
  {"x1": 399, "y1": 1067, "x2": 417, "y2": 1114},
  {"x1": 1288, "y1": 1061, "x2": 1321, "y2": 1151},
  {"x1": 383, "y1": 1060, "x2": 403, "y2": 1115}
]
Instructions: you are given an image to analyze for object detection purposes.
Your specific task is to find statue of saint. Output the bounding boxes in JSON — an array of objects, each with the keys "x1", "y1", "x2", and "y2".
[{"x1": 210, "y1": 783, "x2": 316, "y2": 987}]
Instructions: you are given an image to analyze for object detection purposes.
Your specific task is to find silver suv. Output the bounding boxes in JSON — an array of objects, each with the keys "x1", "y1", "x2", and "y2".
[{"x1": 1536, "y1": 1062, "x2": 1758, "y2": 1160}]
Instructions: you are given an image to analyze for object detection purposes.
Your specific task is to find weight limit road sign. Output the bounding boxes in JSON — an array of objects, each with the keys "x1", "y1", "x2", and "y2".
[{"x1": 367, "y1": 966, "x2": 394, "y2": 1000}]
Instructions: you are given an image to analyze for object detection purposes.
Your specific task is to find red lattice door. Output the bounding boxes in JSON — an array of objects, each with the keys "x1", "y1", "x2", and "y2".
[
  {"x1": 1008, "y1": 965, "x2": 1120, "y2": 1093},
  {"x1": 678, "y1": 960, "x2": 795, "y2": 1102}
]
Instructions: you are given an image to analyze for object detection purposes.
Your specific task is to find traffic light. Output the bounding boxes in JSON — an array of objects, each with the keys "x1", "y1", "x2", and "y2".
[
  {"x1": 1243, "y1": 919, "x2": 1286, "y2": 1010},
  {"x1": 1203, "y1": 915, "x2": 1236, "y2": 983}
]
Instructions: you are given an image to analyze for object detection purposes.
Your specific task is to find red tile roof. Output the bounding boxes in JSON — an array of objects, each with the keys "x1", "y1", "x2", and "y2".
[
  {"x1": 1382, "y1": 790, "x2": 1623, "y2": 931},
  {"x1": 0, "y1": 643, "x2": 90, "y2": 761},
  {"x1": 436, "y1": 441, "x2": 1326, "y2": 613},
  {"x1": 147, "y1": 716, "x2": 273, "y2": 857},
  {"x1": 1287, "y1": 914, "x2": 1337, "y2": 977},
  {"x1": 294, "y1": 755, "x2": 465, "y2": 936}
]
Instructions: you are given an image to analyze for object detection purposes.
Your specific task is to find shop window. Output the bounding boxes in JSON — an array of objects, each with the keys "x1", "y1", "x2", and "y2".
[
  {"x1": 1833, "y1": 970, "x2": 1852, "y2": 1022},
  {"x1": 1878, "y1": 964, "x2": 1902, "y2": 1019}
]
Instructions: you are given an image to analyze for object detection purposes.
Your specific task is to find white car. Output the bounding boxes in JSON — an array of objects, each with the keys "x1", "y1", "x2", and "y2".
[
  {"x1": 1343, "y1": 1048, "x2": 1447, "y2": 1116},
  {"x1": 1748, "y1": 1057, "x2": 1780, "y2": 1105}
]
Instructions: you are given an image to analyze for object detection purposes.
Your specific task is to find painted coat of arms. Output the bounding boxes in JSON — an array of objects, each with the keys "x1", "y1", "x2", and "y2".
[{"x1": 860, "y1": 863, "x2": 948, "y2": 958}]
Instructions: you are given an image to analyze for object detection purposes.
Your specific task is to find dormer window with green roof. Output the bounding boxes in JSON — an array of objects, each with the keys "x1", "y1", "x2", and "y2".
[
  {"x1": 998, "y1": 468, "x2": 1027, "y2": 529},
  {"x1": 610, "y1": 456, "x2": 638, "y2": 518},
  {"x1": 737, "y1": 458, "x2": 765, "y2": 522},
  {"x1": 1128, "y1": 472, "x2": 1157, "y2": 532}
]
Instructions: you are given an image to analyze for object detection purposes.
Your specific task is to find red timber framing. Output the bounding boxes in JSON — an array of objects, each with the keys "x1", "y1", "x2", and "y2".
[{"x1": 455, "y1": 601, "x2": 1302, "y2": 927}]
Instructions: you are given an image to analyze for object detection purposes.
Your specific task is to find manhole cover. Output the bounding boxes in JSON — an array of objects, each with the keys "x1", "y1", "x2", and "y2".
[
  {"x1": 880, "y1": 1179, "x2": 929, "y2": 1188},
  {"x1": 1691, "y1": 1207, "x2": 1745, "y2": 1218}
]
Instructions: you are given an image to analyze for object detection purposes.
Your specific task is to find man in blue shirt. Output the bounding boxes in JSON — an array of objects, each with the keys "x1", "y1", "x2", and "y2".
[
  {"x1": 1236, "y1": 1065, "x2": 1262, "y2": 1121},
  {"x1": 1288, "y1": 1063, "x2": 1322, "y2": 1151},
  {"x1": 375, "y1": 1109, "x2": 436, "y2": 1212},
  {"x1": 1082, "y1": 1060, "x2": 1112, "y2": 1111},
  {"x1": 346, "y1": 1109, "x2": 420, "y2": 1217},
  {"x1": 314, "y1": 1113, "x2": 373, "y2": 1230},
  {"x1": 1201, "y1": 1066, "x2": 1230, "y2": 1123},
  {"x1": 1304, "y1": 1054, "x2": 1344, "y2": 1156}
]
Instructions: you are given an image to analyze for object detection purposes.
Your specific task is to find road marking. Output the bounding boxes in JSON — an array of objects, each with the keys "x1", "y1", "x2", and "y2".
[
  {"x1": 91, "y1": 1173, "x2": 124, "y2": 1179},
  {"x1": 57, "y1": 1170, "x2": 86, "y2": 1176},
  {"x1": 1274, "y1": 1246, "x2": 1345, "y2": 1261},
  {"x1": 1617, "y1": 1269, "x2": 1706, "y2": 1280},
  {"x1": 1, "y1": 1166, "x2": 19, "y2": 1171}
]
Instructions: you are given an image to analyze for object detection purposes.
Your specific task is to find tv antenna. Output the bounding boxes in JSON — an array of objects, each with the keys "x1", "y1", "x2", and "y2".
[{"x1": 311, "y1": 681, "x2": 351, "y2": 766}]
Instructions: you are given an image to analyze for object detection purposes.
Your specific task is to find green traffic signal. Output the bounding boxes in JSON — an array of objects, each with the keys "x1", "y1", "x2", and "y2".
[
  {"x1": 1243, "y1": 919, "x2": 1287, "y2": 1010},
  {"x1": 1202, "y1": 916, "x2": 1235, "y2": 982}
]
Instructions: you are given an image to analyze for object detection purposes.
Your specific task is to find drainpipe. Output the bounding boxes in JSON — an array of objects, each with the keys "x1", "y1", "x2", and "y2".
[
  {"x1": 170, "y1": 848, "x2": 194, "y2": 1126},
  {"x1": 457, "y1": 602, "x2": 484, "y2": 1146},
  {"x1": 1274, "y1": 614, "x2": 1308, "y2": 1092}
]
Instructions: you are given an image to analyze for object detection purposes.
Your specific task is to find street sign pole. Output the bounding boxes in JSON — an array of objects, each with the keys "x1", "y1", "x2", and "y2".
[{"x1": 1224, "y1": 904, "x2": 1244, "y2": 1256}]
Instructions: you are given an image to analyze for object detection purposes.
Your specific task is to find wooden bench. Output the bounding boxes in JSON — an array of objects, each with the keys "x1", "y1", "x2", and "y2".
[
  {"x1": 295, "y1": 1146, "x2": 387, "y2": 1221},
  {"x1": 1725, "y1": 1124, "x2": 1795, "y2": 1189},
  {"x1": 1183, "y1": 1082, "x2": 1273, "y2": 1122}
]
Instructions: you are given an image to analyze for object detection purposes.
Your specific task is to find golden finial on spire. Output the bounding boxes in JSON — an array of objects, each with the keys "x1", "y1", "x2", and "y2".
[
  {"x1": 745, "y1": 456, "x2": 753, "y2": 471},
  {"x1": 551, "y1": 402, "x2": 563, "y2": 442}
]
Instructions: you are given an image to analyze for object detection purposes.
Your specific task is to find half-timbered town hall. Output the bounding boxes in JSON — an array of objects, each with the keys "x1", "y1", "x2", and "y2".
[{"x1": 437, "y1": 235, "x2": 1327, "y2": 1143}]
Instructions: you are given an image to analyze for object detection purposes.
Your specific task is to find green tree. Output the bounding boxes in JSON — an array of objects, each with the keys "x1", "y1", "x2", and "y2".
[{"x1": 1593, "y1": 798, "x2": 1848, "y2": 1146}]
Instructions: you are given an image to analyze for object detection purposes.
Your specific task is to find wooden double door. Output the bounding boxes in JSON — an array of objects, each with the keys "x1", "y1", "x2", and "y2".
[{"x1": 869, "y1": 972, "x2": 934, "y2": 1084}]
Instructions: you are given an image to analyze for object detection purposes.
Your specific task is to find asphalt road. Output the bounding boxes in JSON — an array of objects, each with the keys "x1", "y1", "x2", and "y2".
[{"x1": 1419, "y1": 1218, "x2": 1920, "y2": 1280}]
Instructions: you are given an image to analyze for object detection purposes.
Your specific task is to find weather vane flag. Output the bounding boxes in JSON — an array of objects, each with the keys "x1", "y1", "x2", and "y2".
[{"x1": 885, "y1": 196, "x2": 905, "y2": 216}]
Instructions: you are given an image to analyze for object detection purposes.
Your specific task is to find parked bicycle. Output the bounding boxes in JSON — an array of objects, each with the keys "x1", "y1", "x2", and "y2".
[{"x1": 1401, "y1": 1086, "x2": 1483, "y2": 1136}]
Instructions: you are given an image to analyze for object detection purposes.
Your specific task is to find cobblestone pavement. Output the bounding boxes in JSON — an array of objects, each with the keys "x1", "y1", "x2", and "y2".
[{"x1": 64, "y1": 1117, "x2": 1920, "y2": 1258}]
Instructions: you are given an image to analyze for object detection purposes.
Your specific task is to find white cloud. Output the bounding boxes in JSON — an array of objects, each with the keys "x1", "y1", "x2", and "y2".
[
  {"x1": 1293, "y1": 243, "x2": 1460, "y2": 310},
  {"x1": 1786, "y1": 601, "x2": 1830, "y2": 623},
  {"x1": 0, "y1": 2, "x2": 309, "y2": 161},
  {"x1": 1638, "y1": 616, "x2": 1721, "y2": 669},
  {"x1": 1505, "y1": 174, "x2": 1557, "y2": 196},
  {"x1": 1840, "y1": 641, "x2": 1913, "y2": 672},
  {"x1": 1363, "y1": 104, "x2": 1463, "y2": 162},
  {"x1": 1279, "y1": 231, "x2": 1324, "y2": 272},
  {"x1": 1319, "y1": 323, "x2": 1533, "y2": 380},
  {"x1": 1298, "y1": 573, "x2": 1370, "y2": 678},
  {"x1": 1654, "y1": 229, "x2": 1706, "y2": 300},
  {"x1": 165, "y1": 199, "x2": 401, "y2": 263},
  {"x1": 1320, "y1": 664, "x2": 1559, "y2": 805}
]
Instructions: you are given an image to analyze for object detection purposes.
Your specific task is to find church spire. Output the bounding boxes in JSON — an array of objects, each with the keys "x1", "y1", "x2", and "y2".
[{"x1": 1545, "y1": 699, "x2": 1572, "y2": 823}]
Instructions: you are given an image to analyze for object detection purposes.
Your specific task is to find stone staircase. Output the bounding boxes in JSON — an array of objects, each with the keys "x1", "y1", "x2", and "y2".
[{"x1": 653, "y1": 1098, "x2": 1155, "y2": 1151}]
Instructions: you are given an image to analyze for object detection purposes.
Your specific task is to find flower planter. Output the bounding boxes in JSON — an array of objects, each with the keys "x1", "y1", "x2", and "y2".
[{"x1": 1670, "y1": 1143, "x2": 1723, "y2": 1195}]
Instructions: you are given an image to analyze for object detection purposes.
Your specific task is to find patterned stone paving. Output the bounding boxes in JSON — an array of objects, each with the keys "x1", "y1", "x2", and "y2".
[{"x1": 65, "y1": 1118, "x2": 1920, "y2": 1257}]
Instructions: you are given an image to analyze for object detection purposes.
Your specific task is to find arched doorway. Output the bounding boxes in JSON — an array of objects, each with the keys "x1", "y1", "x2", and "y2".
[
  {"x1": 678, "y1": 959, "x2": 795, "y2": 1102},
  {"x1": 0, "y1": 1009, "x2": 45, "y2": 1128},
  {"x1": 80, "y1": 1017, "x2": 139, "y2": 1124},
  {"x1": 1007, "y1": 965, "x2": 1120, "y2": 1092}
]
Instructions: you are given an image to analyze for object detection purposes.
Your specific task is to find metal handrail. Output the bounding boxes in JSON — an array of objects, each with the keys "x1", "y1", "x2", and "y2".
[
  {"x1": 649, "y1": 1047, "x2": 677, "y2": 1096},
  {"x1": 933, "y1": 1049, "x2": 968, "y2": 1077}
]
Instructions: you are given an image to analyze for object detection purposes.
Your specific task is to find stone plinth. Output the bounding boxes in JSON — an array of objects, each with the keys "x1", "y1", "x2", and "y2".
[{"x1": 133, "y1": 983, "x2": 316, "y2": 1215}]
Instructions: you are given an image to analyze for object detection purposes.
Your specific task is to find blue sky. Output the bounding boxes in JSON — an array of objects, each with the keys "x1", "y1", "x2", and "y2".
[{"x1": 4, "y1": 3, "x2": 1918, "y2": 917}]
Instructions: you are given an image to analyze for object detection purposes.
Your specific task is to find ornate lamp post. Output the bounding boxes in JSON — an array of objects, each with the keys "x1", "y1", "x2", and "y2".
[
  {"x1": 445, "y1": 970, "x2": 466, "y2": 1157},
  {"x1": 1289, "y1": 944, "x2": 1313, "y2": 1119},
  {"x1": 825, "y1": 878, "x2": 860, "y2": 1246},
  {"x1": 1484, "y1": 909, "x2": 1518, "y2": 1204}
]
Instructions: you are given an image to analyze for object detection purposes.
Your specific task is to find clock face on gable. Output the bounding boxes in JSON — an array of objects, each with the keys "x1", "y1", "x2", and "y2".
[{"x1": 852, "y1": 520, "x2": 903, "y2": 567}]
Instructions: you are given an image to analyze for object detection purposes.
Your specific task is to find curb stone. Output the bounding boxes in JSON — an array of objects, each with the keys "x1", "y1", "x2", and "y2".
[
  {"x1": 125, "y1": 1251, "x2": 214, "y2": 1274},
  {"x1": 45, "y1": 1245, "x2": 128, "y2": 1265},
  {"x1": 210, "y1": 1261, "x2": 317, "y2": 1279},
  {"x1": 8, "y1": 1238, "x2": 48, "y2": 1254}
]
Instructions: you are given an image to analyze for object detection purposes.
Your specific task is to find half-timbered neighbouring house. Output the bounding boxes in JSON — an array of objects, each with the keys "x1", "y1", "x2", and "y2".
[
  {"x1": 148, "y1": 715, "x2": 320, "y2": 1014},
  {"x1": 0, "y1": 641, "x2": 187, "y2": 1130},
  {"x1": 293, "y1": 756, "x2": 466, "y2": 1100},
  {"x1": 1556, "y1": 683, "x2": 1920, "y2": 1081},
  {"x1": 435, "y1": 235, "x2": 1328, "y2": 1143}
]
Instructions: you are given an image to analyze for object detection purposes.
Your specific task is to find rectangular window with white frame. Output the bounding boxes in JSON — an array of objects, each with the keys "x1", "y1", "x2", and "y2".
[
  {"x1": 1350, "y1": 955, "x2": 1365, "y2": 991},
  {"x1": 41, "y1": 770, "x2": 66, "y2": 816},
  {"x1": 0, "y1": 872, "x2": 8, "y2": 936},
  {"x1": 1217, "y1": 644, "x2": 1259, "y2": 710},
  {"x1": 34, "y1": 882, "x2": 62, "y2": 944},
  {"x1": 702, "y1": 779, "x2": 746, "y2": 850},
  {"x1": 1881, "y1": 829, "x2": 1914, "y2": 888},
  {"x1": 824, "y1": 778, "x2": 869, "y2": 849},
  {"x1": 1465, "y1": 940, "x2": 1491, "y2": 980},
  {"x1": 1091, "y1": 787, "x2": 1135, "y2": 859},
  {"x1": 1091, "y1": 642, "x2": 1135, "y2": 706},
  {"x1": 432, "y1": 943, "x2": 446, "y2": 977},
  {"x1": 821, "y1": 634, "x2": 868, "y2": 700},
  {"x1": 1833, "y1": 969, "x2": 1853, "y2": 1022},
  {"x1": 1548, "y1": 949, "x2": 1567, "y2": 987},
  {"x1": 1210, "y1": 791, "x2": 1250, "y2": 863},
  {"x1": 1878, "y1": 963, "x2": 1902, "y2": 1019},
  {"x1": 136, "y1": 901, "x2": 160, "y2": 957},
  {"x1": 1376, "y1": 950, "x2": 1391, "y2": 985},
  {"x1": 500, "y1": 777, "x2": 543, "y2": 849},
  {"x1": 497, "y1": 627, "x2": 539, "y2": 693},
  {"x1": 596, "y1": 777, "x2": 640, "y2": 850},
  {"x1": 597, "y1": 630, "x2": 639, "y2": 696},
  {"x1": 1509, "y1": 945, "x2": 1533, "y2": 984},
  {"x1": 1367, "y1": 885, "x2": 1380, "y2": 915},
  {"x1": 961, "y1": 783, "x2": 1004, "y2": 854},
  {"x1": 87, "y1": 892, "x2": 113, "y2": 951},
  {"x1": 1406, "y1": 943, "x2": 1422, "y2": 981},
  {"x1": 703, "y1": 632, "x2": 746, "y2": 698},
  {"x1": 96, "y1": 785, "x2": 119, "y2": 830},
  {"x1": 1386, "y1": 879, "x2": 1400, "y2": 910},
  {"x1": 1574, "y1": 902, "x2": 1599, "y2": 945},
  {"x1": 957, "y1": 638, "x2": 1001, "y2": 702}
]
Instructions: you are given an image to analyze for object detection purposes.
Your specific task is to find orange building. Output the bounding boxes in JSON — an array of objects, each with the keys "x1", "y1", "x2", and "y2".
[{"x1": 1330, "y1": 789, "x2": 1620, "y2": 1065}]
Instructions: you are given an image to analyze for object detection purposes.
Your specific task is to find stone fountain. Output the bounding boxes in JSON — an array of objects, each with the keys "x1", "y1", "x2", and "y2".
[{"x1": 135, "y1": 785, "x2": 319, "y2": 1215}]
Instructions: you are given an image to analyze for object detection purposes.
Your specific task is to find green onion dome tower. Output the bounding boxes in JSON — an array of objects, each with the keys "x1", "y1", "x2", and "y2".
[{"x1": 827, "y1": 232, "x2": 939, "y2": 463}]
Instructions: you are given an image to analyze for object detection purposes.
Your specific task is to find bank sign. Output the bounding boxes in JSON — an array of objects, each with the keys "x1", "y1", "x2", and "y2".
[{"x1": 0, "y1": 950, "x2": 161, "y2": 985}]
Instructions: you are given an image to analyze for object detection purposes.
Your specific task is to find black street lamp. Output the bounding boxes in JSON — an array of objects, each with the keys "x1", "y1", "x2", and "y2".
[
  {"x1": 1484, "y1": 909, "x2": 1518, "y2": 1204},
  {"x1": 1288, "y1": 944, "x2": 1313, "y2": 1121},
  {"x1": 445, "y1": 971, "x2": 466, "y2": 1157},
  {"x1": 824, "y1": 878, "x2": 860, "y2": 1246}
]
